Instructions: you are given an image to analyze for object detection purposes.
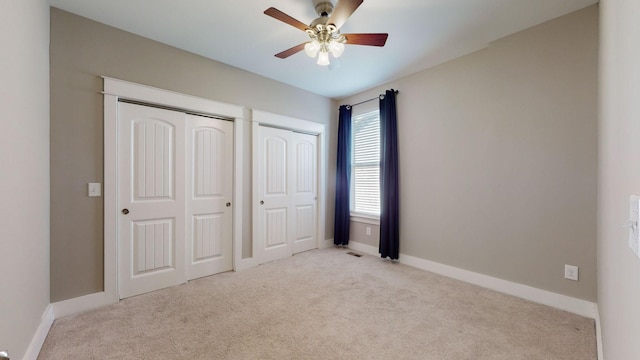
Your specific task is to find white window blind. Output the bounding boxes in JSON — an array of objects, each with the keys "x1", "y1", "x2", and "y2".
[{"x1": 352, "y1": 110, "x2": 380, "y2": 216}]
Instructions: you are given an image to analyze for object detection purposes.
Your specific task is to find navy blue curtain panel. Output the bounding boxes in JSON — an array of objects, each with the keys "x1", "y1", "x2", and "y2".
[
  {"x1": 334, "y1": 105, "x2": 352, "y2": 245},
  {"x1": 379, "y1": 90, "x2": 400, "y2": 259}
]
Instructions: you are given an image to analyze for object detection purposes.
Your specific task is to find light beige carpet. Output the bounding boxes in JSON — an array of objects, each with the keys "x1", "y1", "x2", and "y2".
[{"x1": 38, "y1": 248, "x2": 596, "y2": 359}]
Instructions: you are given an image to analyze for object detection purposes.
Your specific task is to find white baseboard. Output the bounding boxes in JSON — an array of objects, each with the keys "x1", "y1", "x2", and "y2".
[
  {"x1": 346, "y1": 241, "x2": 379, "y2": 256},
  {"x1": 348, "y1": 241, "x2": 598, "y2": 319},
  {"x1": 595, "y1": 305, "x2": 604, "y2": 360},
  {"x1": 234, "y1": 257, "x2": 259, "y2": 272},
  {"x1": 52, "y1": 291, "x2": 117, "y2": 319},
  {"x1": 235, "y1": 239, "x2": 334, "y2": 271},
  {"x1": 318, "y1": 238, "x2": 334, "y2": 249},
  {"x1": 23, "y1": 304, "x2": 54, "y2": 360}
]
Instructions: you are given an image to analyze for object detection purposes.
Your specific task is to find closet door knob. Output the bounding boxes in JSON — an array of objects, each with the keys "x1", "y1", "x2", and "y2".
[
  {"x1": 121, "y1": 208, "x2": 129, "y2": 215},
  {"x1": 260, "y1": 200, "x2": 264, "y2": 205},
  {"x1": 226, "y1": 202, "x2": 231, "y2": 207}
]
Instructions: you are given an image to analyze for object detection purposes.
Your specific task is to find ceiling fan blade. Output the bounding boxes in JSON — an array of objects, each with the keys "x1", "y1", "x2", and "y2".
[
  {"x1": 327, "y1": 0, "x2": 364, "y2": 29},
  {"x1": 343, "y1": 33, "x2": 389, "y2": 47},
  {"x1": 264, "y1": 7, "x2": 310, "y2": 32},
  {"x1": 275, "y1": 43, "x2": 307, "y2": 59}
]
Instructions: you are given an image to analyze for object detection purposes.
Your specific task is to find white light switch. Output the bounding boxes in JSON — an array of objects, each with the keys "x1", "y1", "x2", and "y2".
[{"x1": 88, "y1": 183, "x2": 101, "y2": 197}]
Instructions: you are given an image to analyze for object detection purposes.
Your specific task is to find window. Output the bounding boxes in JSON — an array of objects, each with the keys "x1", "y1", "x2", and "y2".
[{"x1": 351, "y1": 109, "x2": 380, "y2": 216}]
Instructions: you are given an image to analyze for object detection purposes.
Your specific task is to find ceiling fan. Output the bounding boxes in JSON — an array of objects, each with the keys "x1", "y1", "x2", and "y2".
[{"x1": 264, "y1": 0, "x2": 388, "y2": 66}]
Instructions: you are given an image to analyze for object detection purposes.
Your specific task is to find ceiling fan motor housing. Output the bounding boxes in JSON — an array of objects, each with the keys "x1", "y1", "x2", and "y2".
[{"x1": 313, "y1": 0, "x2": 334, "y2": 17}]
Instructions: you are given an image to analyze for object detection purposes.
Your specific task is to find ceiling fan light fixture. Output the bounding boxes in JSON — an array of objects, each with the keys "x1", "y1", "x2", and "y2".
[
  {"x1": 317, "y1": 50, "x2": 330, "y2": 66},
  {"x1": 328, "y1": 39, "x2": 345, "y2": 58},
  {"x1": 304, "y1": 40, "x2": 321, "y2": 58}
]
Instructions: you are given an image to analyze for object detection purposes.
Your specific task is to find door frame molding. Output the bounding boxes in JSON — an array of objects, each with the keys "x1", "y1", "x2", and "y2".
[
  {"x1": 251, "y1": 110, "x2": 327, "y2": 263},
  {"x1": 102, "y1": 77, "x2": 245, "y2": 306}
]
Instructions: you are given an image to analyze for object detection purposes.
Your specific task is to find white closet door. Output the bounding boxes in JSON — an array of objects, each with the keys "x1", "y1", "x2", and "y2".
[
  {"x1": 292, "y1": 132, "x2": 318, "y2": 254},
  {"x1": 256, "y1": 126, "x2": 295, "y2": 263},
  {"x1": 256, "y1": 126, "x2": 319, "y2": 264},
  {"x1": 185, "y1": 114, "x2": 233, "y2": 280},
  {"x1": 118, "y1": 102, "x2": 186, "y2": 299}
]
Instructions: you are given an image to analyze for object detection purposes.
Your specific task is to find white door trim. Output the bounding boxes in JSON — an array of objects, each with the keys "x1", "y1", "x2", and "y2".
[
  {"x1": 251, "y1": 110, "x2": 327, "y2": 260},
  {"x1": 103, "y1": 77, "x2": 245, "y2": 304}
]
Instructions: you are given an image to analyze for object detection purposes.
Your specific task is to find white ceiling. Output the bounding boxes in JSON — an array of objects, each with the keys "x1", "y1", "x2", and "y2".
[{"x1": 48, "y1": 0, "x2": 597, "y2": 99}]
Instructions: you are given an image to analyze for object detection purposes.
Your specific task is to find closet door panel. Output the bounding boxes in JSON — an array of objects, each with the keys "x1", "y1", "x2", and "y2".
[
  {"x1": 292, "y1": 132, "x2": 317, "y2": 254},
  {"x1": 256, "y1": 126, "x2": 294, "y2": 263},
  {"x1": 117, "y1": 102, "x2": 186, "y2": 299},
  {"x1": 185, "y1": 114, "x2": 234, "y2": 280}
]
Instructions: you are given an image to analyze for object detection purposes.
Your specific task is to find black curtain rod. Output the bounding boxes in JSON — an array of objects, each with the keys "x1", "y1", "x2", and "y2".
[{"x1": 345, "y1": 90, "x2": 399, "y2": 109}]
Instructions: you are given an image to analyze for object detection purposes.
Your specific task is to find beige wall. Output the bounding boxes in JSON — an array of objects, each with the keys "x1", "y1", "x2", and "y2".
[
  {"x1": 345, "y1": 6, "x2": 598, "y2": 301},
  {"x1": 350, "y1": 221, "x2": 380, "y2": 248},
  {"x1": 50, "y1": 8, "x2": 333, "y2": 302},
  {"x1": 0, "y1": 0, "x2": 51, "y2": 358},
  {"x1": 599, "y1": 0, "x2": 640, "y2": 358}
]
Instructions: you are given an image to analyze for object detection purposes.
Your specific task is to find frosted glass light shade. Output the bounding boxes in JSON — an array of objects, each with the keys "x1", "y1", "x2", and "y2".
[
  {"x1": 304, "y1": 40, "x2": 321, "y2": 58},
  {"x1": 328, "y1": 40, "x2": 345, "y2": 58},
  {"x1": 317, "y1": 51, "x2": 330, "y2": 66}
]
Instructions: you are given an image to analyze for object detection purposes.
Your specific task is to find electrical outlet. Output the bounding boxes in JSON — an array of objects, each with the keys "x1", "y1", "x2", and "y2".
[
  {"x1": 365, "y1": 226, "x2": 371, "y2": 236},
  {"x1": 564, "y1": 264, "x2": 579, "y2": 281}
]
